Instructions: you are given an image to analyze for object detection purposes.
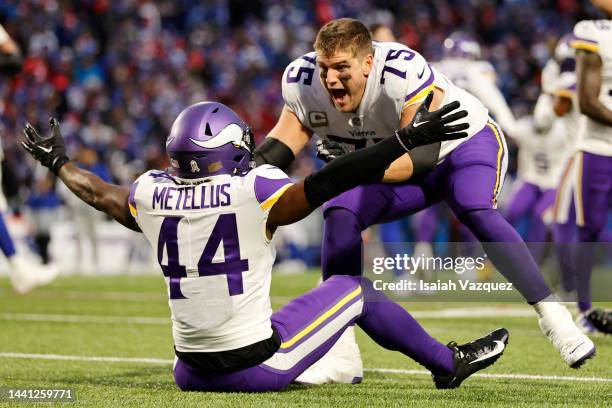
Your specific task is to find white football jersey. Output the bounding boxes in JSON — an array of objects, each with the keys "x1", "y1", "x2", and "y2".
[
  {"x1": 129, "y1": 165, "x2": 293, "y2": 352},
  {"x1": 514, "y1": 117, "x2": 571, "y2": 189},
  {"x1": 572, "y1": 19, "x2": 612, "y2": 156},
  {"x1": 282, "y1": 41, "x2": 489, "y2": 160},
  {"x1": 434, "y1": 57, "x2": 518, "y2": 138}
]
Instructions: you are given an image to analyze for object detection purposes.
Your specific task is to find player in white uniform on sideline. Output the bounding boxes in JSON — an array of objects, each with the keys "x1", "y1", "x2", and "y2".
[
  {"x1": 565, "y1": 0, "x2": 612, "y2": 335},
  {"x1": 504, "y1": 35, "x2": 576, "y2": 263},
  {"x1": 0, "y1": 23, "x2": 58, "y2": 293},
  {"x1": 504, "y1": 116, "x2": 570, "y2": 260},
  {"x1": 544, "y1": 35, "x2": 584, "y2": 302},
  {"x1": 253, "y1": 18, "x2": 595, "y2": 383},
  {"x1": 435, "y1": 32, "x2": 519, "y2": 138},
  {"x1": 21, "y1": 99, "x2": 510, "y2": 391}
]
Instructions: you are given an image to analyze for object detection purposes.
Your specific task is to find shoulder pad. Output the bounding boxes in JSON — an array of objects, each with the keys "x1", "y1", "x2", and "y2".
[{"x1": 571, "y1": 20, "x2": 609, "y2": 53}]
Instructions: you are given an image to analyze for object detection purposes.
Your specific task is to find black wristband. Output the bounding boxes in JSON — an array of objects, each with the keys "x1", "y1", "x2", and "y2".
[
  {"x1": 407, "y1": 142, "x2": 441, "y2": 179},
  {"x1": 253, "y1": 138, "x2": 295, "y2": 171},
  {"x1": 51, "y1": 156, "x2": 70, "y2": 176},
  {"x1": 0, "y1": 52, "x2": 22, "y2": 76},
  {"x1": 303, "y1": 135, "x2": 404, "y2": 208}
]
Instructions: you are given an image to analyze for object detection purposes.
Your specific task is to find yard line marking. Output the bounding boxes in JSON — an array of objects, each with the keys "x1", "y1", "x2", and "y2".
[
  {"x1": 0, "y1": 353, "x2": 610, "y2": 383},
  {"x1": 0, "y1": 307, "x2": 535, "y2": 326},
  {"x1": 410, "y1": 307, "x2": 535, "y2": 318},
  {"x1": 0, "y1": 353, "x2": 172, "y2": 364},
  {"x1": 34, "y1": 290, "x2": 166, "y2": 302},
  {"x1": 364, "y1": 368, "x2": 612, "y2": 383},
  {"x1": 0, "y1": 313, "x2": 169, "y2": 325}
]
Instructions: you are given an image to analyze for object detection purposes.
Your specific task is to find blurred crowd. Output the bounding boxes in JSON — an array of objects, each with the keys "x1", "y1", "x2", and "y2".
[{"x1": 0, "y1": 0, "x2": 606, "y2": 267}]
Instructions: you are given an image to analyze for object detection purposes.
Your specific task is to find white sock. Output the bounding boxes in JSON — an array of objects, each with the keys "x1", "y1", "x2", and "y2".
[{"x1": 532, "y1": 294, "x2": 562, "y2": 317}]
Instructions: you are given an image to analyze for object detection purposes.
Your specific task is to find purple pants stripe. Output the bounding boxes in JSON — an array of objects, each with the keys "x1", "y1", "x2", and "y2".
[
  {"x1": 274, "y1": 282, "x2": 362, "y2": 349},
  {"x1": 486, "y1": 121, "x2": 507, "y2": 208},
  {"x1": 275, "y1": 287, "x2": 363, "y2": 354},
  {"x1": 553, "y1": 155, "x2": 576, "y2": 224}
]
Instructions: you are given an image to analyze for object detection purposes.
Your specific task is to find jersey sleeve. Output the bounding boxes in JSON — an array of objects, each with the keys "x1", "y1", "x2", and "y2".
[
  {"x1": 402, "y1": 53, "x2": 436, "y2": 107},
  {"x1": 252, "y1": 165, "x2": 294, "y2": 214},
  {"x1": 127, "y1": 170, "x2": 170, "y2": 225},
  {"x1": 512, "y1": 117, "x2": 534, "y2": 144},
  {"x1": 541, "y1": 59, "x2": 560, "y2": 95},
  {"x1": 571, "y1": 21, "x2": 601, "y2": 54},
  {"x1": 128, "y1": 179, "x2": 139, "y2": 221},
  {"x1": 281, "y1": 53, "x2": 317, "y2": 124},
  {"x1": 554, "y1": 71, "x2": 577, "y2": 99}
]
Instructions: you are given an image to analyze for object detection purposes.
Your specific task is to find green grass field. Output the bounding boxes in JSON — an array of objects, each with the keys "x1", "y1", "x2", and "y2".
[{"x1": 1, "y1": 273, "x2": 611, "y2": 407}]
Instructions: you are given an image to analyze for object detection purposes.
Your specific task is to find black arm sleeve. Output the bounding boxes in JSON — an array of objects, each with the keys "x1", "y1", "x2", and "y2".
[
  {"x1": 304, "y1": 134, "x2": 404, "y2": 208},
  {"x1": 253, "y1": 138, "x2": 295, "y2": 171},
  {"x1": 0, "y1": 52, "x2": 22, "y2": 75},
  {"x1": 407, "y1": 142, "x2": 441, "y2": 179}
]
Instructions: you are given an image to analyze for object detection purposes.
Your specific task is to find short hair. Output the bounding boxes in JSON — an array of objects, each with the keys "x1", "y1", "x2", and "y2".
[{"x1": 314, "y1": 18, "x2": 374, "y2": 58}]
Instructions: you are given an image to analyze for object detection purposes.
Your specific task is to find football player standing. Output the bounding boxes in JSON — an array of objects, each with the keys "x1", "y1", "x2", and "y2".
[
  {"x1": 253, "y1": 18, "x2": 595, "y2": 382},
  {"x1": 566, "y1": 0, "x2": 612, "y2": 334},
  {"x1": 0, "y1": 23, "x2": 58, "y2": 293}
]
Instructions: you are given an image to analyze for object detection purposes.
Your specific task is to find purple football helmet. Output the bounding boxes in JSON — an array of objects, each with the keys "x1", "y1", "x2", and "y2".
[
  {"x1": 443, "y1": 32, "x2": 481, "y2": 59},
  {"x1": 166, "y1": 102, "x2": 254, "y2": 179}
]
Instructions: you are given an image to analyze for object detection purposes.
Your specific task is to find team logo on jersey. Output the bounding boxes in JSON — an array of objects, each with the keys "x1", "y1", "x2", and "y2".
[
  {"x1": 309, "y1": 111, "x2": 328, "y2": 128},
  {"x1": 190, "y1": 160, "x2": 201, "y2": 173}
]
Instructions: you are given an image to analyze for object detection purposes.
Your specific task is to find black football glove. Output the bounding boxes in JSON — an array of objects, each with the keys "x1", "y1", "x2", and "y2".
[
  {"x1": 396, "y1": 91, "x2": 469, "y2": 150},
  {"x1": 316, "y1": 139, "x2": 351, "y2": 163},
  {"x1": 21, "y1": 117, "x2": 69, "y2": 175}
]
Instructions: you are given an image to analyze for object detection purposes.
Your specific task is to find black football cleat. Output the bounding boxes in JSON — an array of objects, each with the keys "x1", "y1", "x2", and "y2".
[
  {"x1": 433, "y1": 328, "x2": 509, "y2": 389},
  {"x1": 586, "y1": 309, "x2": 612, "y2": 335}
]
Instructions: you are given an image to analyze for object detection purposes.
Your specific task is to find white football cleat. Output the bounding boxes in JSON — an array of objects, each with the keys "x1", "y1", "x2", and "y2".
[
  {"x1": 9, "y1": 255, "x2": 59, "y2": 295},
  {"x1": 294, "y1": 325, "x2": 363, "y2": 385},
  {"x1": 536, "y1": 301, "x2": 596, "y2": 368}
]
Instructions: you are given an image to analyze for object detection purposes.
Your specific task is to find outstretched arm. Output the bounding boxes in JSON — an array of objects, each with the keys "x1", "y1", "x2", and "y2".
[
  {"x1": 266, "y1": 93, "x2": 468, "y2": 235},
  {"x1": 576, "y1": 49, "x2": 612, "y2": 126},
  {"x1": 57, "y1": 162, "x2": 140, "y2": 232},
  {"x1": 0, "y1": 24, "x2": 22, "y2": 75},
  {"x1": 21, "y1": 118, "x2": 140, "y2": 232},
  {"x1": 253, "y1": 106, "x2": 312, "y2": 170}
]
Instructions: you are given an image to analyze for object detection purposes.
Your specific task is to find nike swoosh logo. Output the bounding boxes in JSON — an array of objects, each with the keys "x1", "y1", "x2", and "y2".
[
  {"x1": 469, "y1": 340, "x2": 505, "y2": 364},
  {"x1": 417, "y1": 66, "x2": 426, "y2": 79},
  {"x1": 39, "y1": 145, "x2": 52, "y2": 153},
  {"x1": 412, "y1": 120, "x2": 428, "y2": 128}
]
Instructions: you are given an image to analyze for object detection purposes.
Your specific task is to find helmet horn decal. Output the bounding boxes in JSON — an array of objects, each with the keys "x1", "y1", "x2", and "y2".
[{"x1": 189, "y1": 123, "x2": 245, "y2": 149}]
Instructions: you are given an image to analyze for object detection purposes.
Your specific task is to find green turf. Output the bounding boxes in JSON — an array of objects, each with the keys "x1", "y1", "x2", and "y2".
[{"x1": 0, "y1": 273, "x2": 610, "y2": 407}]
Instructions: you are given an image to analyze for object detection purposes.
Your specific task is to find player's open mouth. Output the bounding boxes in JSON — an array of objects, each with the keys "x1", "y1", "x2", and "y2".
[{"x1": 330, "y1": 88, "x2": 348, "y2": 105}]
